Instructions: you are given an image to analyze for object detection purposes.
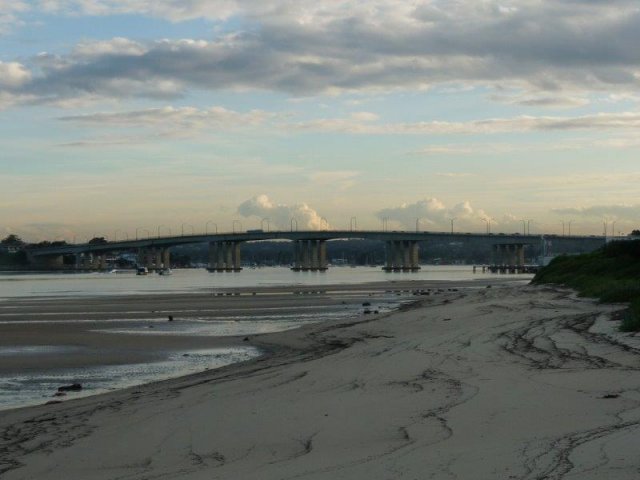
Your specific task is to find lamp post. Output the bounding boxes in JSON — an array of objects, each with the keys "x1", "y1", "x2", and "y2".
[
  {"x1": 482, "y1": 218, "x2": 490, "y2": 234},
  {"x1": 181, "y1": 223, "x2": 194, "y2": 236},
  {"x1": 450, "y1": 217, "x2": 456, "y2": 234},
  {"x1": 114, "y1": 229, "x2": 121, "y2": 242},
  {"x1": 611, "y1": 221, "x2": 616, "y2": 238},
  {"x1": 157, "y1": 225, "x2": 171, "y2": 237},
  {"x1": 320, "y1": 217, "x2": 328, "y2": 230},
  {"x1": 290, "y1": 218, "x2": 298, "y2": 232},
  {"x1": 560, "y1": 221, "x2": 565, "y2": 236},
  {"x1": 232, "y1": 220, "x2": 242, "y2": 233},
  {"x1": 205, "y1": 221, "x2": 218, "y2": 234},
  {"x1": 415, "y1": 218, "x2": 420, "y2": 233},
  {"x1": 527, "y1": 220, "x2": 532, "y2": 235},
  {"x1": 381, "y1": 217, "x2": 388, "y2": 232},
  {"x1": 350, "y1": 217, "x2": 357, "y2": 231},
  {"x1": 261, "y1": 218, "x2": 270, "y2": 232},
  {"x1": 568, "y1": 220, "x2": 572, "y2": 236}
]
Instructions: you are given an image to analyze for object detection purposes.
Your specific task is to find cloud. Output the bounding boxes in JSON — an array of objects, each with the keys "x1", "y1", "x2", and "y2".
[
  {"x1": 237, "y1": 194, "x2": 326, "y2": 230},
  {"x1": 60, "y1": 106, "x2": 273, "y2": 128},
  {"x1": 491, "y1": 94, "x2": 590, "y2": 108},
  {"x1": 5, "y1": 1, "x2": 640, "y2": 102},
  {"x1": 376, "y1": 198, "x2": 494, "y2": 231},
  {"x1": 307, "y1": 170, "x2": 359, "y2": 190},
  {"x1": 552, "y1": 204, "x2": 640, "y2": 220},
  {"x1": 0, "y1": 61, "x2": 31, "y2": 88},
  {"x1": 295, "y1": 112, "x2": 640, "y2": 135}
]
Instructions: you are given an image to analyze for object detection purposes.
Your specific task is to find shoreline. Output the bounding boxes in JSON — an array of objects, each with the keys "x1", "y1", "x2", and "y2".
[{"x1": 3, "y1": 281, "x2": 639, "y2": 479}]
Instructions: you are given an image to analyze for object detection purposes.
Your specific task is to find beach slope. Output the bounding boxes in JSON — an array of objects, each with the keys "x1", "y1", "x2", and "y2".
[{"x1": 1, "y1": 285, "x2": 640, "y2": 479}]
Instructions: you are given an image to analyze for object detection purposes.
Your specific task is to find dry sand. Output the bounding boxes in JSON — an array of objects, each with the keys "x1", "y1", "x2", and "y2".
[{"x1": 1, "y1": 282, "x2": 640, "y2": 479}]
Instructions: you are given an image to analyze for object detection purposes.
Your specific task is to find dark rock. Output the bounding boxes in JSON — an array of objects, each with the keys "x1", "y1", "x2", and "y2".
[
  {"x1": 45, "y1": 400, "x2": 63, "y2": 405},
  {"x1": 486, "y1": 285, "x2": 492, "y2": 289},
  {"x1": 182, "y1": 353, "x2": 190, "y2": 357},
  {"x1": 363, "y1": 309, "x2": 372, "y2": 314},
  {"x1": 243, "y1": 336, "x2": 250, "y2": 342},
  {"x1": 362, "y1": 302, "x2": 371, "y2": 307},
  {"x1": 58, "y1": 383, "x2": 82, "y2": 392},
  {"x1": 168, "y1": 315, "x2": 173, "y2": 321},
  {"x1": 602, "y1": 393, "x2": 620, "y2": 399}
]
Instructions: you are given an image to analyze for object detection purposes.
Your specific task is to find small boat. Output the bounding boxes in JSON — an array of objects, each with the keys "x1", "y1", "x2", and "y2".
[
  {"x1": 136, "y1": 266, "x2": 148, "y2": 275},
  {"x1": 157, "y1": 268, "x2": 172, "y2": 276}
]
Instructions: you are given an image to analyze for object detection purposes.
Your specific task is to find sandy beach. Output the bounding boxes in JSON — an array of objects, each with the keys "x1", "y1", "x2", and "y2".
[{"x1": 1, "y1": 281, "x2": 639, "y2": 479}]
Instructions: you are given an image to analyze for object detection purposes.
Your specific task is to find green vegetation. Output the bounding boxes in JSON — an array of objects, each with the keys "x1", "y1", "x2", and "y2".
[{"x1": 532, "y1": 240, "x2": 640, "y2": 331}]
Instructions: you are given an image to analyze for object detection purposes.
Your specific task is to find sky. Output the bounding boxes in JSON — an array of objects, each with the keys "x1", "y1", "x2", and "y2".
[{"x1": 1, "y1": 0, "x2": 640, "y2": 242}]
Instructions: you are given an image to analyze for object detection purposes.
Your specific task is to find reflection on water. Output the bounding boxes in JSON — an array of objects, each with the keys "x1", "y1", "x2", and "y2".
[
  {"x1": 0, "y1": 347, "x2": 261, "y2": 411},
  {"x1": 0, "y1": 266, "x2": 530, "y2": 299}
]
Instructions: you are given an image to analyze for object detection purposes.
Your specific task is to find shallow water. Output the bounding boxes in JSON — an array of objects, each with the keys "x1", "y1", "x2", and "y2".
[
  {"x1": 0, "y1": 265, "x2": 530, "y2": 299},
  {"x1": 0, "y1": 347, "x2": 261, "y2": 411}
]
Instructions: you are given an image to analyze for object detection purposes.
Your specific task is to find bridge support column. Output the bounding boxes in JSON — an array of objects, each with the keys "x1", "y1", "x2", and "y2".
[
  {"x1": 291, "y1": 240, "x2": 327, "y2": 271},
  {"x1": 28, "y1": 253, "x2": 65, "y2": 270},
  {"x1": 96, "y1": 253, "x2": 107, "y2": 271},
  {"x1": 162, "y1": 248, "x2": 170, "y2": 269},
  {"x1": 208, "y1": 241, "x2": 242, "y2": 272},
  {"x1": 383, "y1": 240, "x2": 420, "y2": 271}
]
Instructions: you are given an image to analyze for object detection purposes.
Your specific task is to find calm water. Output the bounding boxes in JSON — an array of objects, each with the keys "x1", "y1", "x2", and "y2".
[{"x1": 0, "y1": 265, "x2": 530, "y2": 299}]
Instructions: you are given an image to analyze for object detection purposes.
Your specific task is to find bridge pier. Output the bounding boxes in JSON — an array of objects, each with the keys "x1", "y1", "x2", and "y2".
[
  {"x1": 208, "y1": 241, "x2": 242, "y2": 272},
  {"x1": 291, "y1": 240, "x2": 327, "y2": 271},
  {"x1": 492, "y1": 244, "x2": 526, "y2": 272},
  {"x1": 383, "y1": 240, "x2": 420, "y2": 271}
]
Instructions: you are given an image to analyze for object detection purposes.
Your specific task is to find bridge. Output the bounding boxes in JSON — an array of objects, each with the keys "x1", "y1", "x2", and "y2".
[{"x1": 26, "y1": 229, "x2": 607, "y2": 272}]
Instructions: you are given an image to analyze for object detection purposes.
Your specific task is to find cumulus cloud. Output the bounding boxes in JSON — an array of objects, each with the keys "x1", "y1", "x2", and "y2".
[
  {"x1": 5, "y1": 1, "x2": 640, "y2": 103},
  {"x1": 237, "y1": 194, "x2": 326, "y2": 230},
  {"x1": 0, "y1": 61, "x2": 31, "y2": 88},
  {"x1": 376, "y1": 198, "x2": 494, "y2": 231}
]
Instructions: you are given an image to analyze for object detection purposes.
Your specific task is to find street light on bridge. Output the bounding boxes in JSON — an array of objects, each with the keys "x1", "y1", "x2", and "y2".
[
  {"x1": 350, "y1": 217, "x2": 357, "y2": 231},
  {"x1": 181, "y1": 223, "x2": 194, "y2": 236},
  {"x1": 205, "y1": 221, "x2": 218, "y2": 234},
  {"x1": 232, "y1": 220, "x2": 243, "y2": 233},
  {"x1": 320, "y1": 217, "x2": 329, "y2": 230},
  {"x1": 290, "y1": 218, "x2": 298, "y2": 232},
  {"x1": 381, "y1": 217, "x2": 389, "y2": 232},
  {"x1": 482, "y1": 218, "x2": 490, "y2": 234},
  {"x1": 450, "y1": 217, "x2": 457, "y2": 234},
  {"x1": 261, "y1": 218, "x2": 270, "y2": 232},
  {"x1": 157, "y1": 225, "x2": 171, "y2": 237}
]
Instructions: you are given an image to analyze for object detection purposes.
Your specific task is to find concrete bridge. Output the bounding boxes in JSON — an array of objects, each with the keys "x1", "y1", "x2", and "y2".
[{"x1": 26, "y1": 230, "x2": 606, "y2": 272}]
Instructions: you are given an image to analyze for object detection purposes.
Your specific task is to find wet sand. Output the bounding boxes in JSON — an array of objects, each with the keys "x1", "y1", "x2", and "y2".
[
  {"x1": 0, "y1": 279, "x2": 495, "y2": 373},
  {"x1": 3, "y1": 280, "x2": 639, "y2": 479}
]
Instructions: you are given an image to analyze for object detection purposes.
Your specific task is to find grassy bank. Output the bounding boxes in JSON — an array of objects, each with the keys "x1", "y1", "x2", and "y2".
[{"x1": 532, "y1": 240, "x2": 640, "y2": 331}]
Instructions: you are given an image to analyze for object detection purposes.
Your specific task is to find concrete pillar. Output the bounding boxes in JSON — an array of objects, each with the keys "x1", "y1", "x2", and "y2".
[
  {"x1": 302, "y1": 241, "x2": 311, "y2": 270},
  {"x1": 217, "y1": 243, "x2": 225, "y2": 270},
  {"x1": 516, "y1": 245, "x2": 525, "y2": 267},
  {"x1": 97, "y1": 254, "x2": 107, "y2": 270},
  {"x1": 402, "y1": 241, "x2": 411, "y2": 270},
  {"x1": 208, "y1": 242, "x2": 216, "y2": 270},
  {"x1": 319, "y1": 240, "x2": 328, "y2": 270},
  {"x1": 385, "y1": 241, "x2": 393, "y2": 271},
  {"x1": 411, "y1": 241, "x2": 420, "y2": 270},
  {"x1": 224, "y1": 242, "x2": 232, "y2": 271},
  {"x1": 310, "y1": 240, "x2": 319, "y2": 270},
  {"x1": 232, "y1": 242, "x2": 242, "y2": 271},
  {"x1": 394, "y1": 241, "x2": 403, "y2": 270},
  {"x1": 162, "y1": 248, "x2": 170, "y2": 269},
  {"x1": 154, "y1": 249, "x2": 162, "y2": 270}
]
